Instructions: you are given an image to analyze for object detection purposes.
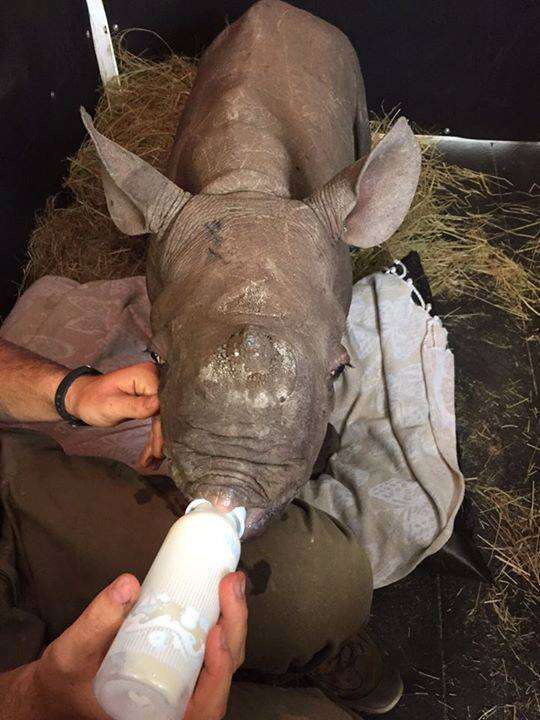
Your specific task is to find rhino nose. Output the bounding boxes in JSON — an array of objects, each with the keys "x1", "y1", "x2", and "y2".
[
  {"x1": 219, "y1": 325, "x2": 297, "y2": 404},
  {"x1": 226, "y1": 326, "x2": 276, "y2": 375}
]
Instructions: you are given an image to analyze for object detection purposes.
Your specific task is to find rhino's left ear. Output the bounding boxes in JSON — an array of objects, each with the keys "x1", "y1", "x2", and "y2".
[
  {"x1": 306, "y1": 117, "x2": 421, "y2": 248},
  {"x1": 81, "y1": 107, "x2": 191, "y2": 236}
]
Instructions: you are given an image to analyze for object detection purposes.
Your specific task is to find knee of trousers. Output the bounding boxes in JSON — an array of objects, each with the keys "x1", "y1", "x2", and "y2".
[
  {"x1": 240, "y1": 499, "x2": 373, "y2": 674},
  {"x1": 225, "y1": 683, "x2": 355, "y2": 720}
]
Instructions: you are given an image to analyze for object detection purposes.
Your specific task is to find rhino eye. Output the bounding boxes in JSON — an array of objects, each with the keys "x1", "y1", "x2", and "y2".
[
  {"x1": 331, "y1": 358, "x2": 352, "y2": 379},
  {"x1": 148, "y1": 349, "x2": 166, "y2": 366},
  {"x1": 332, "y1": 363, "x2": 346, "y2": 378},
  {"x1": 331, "y1": 345, "x2": 351, "y2": 380}
]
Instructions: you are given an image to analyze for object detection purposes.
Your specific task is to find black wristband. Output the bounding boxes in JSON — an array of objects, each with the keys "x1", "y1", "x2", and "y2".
[{"x1": 54, "y1": 365, "x2": 102, "y2": 427}]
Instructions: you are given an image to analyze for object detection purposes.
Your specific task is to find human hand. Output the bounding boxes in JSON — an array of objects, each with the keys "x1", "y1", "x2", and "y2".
[
  {"x1": 1, "y1": 572, "x2": 246, "y2": 720},
  {"x1": 1, "y1": 574, "x2": 141, "y2": 720},
  {"x1": 64, "y1": 362, "x2": 160, "y2": 427},
  {"x1": 185, "y1": 571, "x2": 247, "y2": 720},
  {"x1": 139, "y1": 414, "x2": 164, "y2": 469}
]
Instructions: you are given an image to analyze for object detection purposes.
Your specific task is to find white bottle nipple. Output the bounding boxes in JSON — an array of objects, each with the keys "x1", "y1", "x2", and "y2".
[{"x1": 185, "y1": 499, "x2": 246, "y2": 538}]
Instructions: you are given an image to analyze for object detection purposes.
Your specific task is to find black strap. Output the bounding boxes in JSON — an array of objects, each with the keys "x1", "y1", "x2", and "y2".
[{"x1": 54, "y1": 365, "x2": 102, "y2": 427}]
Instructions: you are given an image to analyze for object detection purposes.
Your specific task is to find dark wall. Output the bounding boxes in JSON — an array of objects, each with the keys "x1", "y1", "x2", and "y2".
[{"x1": 1, "y1": 0, "x2": 538, "y2": 316}]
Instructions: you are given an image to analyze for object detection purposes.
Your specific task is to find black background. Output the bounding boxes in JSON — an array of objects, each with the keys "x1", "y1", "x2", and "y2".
[{"x1": 1, "y1": 0, "x2": 538, "y2": 316}]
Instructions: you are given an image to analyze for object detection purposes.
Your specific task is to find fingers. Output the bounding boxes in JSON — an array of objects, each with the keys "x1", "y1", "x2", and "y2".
[
  {"x1": 183, "y1": 573, "x2": 247, "y2": 720},
  {"x1": 99, "y1": 364, "x2": 160, "y2": 425},
  {"x1": 218, "y1": 572, "x2": 248, "y2": 670},
  {"x1": 114, "y1": 362, "x2": 160, "y2": 396},
  {"x1": 97, "y1": 392, "x2": 159, "y2": 427},
  {"x1": 50, "y1": 574, "x2": 140, "y2": 672},
  {"x1": 69, "y1": 362, "x2": 161, "y2": 426},
  {"x1": 138, "y1": 437, "x2": 155, "y2": 468},
  {"x1": 108, "y1": 392, "x2": 160, "y2": 423},
  {"x1": 138, "y1": 416, "x2": 164, "y2": 468},
  {"x1": 184, "y1": 626, "x2": 233, "y2": 720},
  {"x1": 151, "y1": 416, "x2": 164, "y2": 458}
]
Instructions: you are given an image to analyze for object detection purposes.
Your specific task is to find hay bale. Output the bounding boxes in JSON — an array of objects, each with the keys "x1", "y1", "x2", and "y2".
[{"x1": 24, "y1": 47, "x2": 539, "y2": 322}]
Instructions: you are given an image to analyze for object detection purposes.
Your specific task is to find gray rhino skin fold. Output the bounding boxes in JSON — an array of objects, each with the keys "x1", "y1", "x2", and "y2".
[{"x1": 81, "y1": 0, "x2": 421, "y2": 537}]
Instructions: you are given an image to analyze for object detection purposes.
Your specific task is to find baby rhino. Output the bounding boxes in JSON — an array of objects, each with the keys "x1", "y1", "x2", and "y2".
[{"x1": 82, "y1": 0, "x2": 421, "y2": 536}]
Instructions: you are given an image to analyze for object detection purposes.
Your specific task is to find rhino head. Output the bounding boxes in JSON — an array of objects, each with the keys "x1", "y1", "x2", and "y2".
[{"x1": 82, "y1": 110, "x2": 420, "y2": 536}]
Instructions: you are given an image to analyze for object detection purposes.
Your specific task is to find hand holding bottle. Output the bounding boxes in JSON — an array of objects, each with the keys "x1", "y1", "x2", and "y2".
[
  {"x1": 94, "y1": 501, "x2": 246, "y2": 720},
  {"x1": 0, "y1": 571, "x2": 246, "y2": 720}
]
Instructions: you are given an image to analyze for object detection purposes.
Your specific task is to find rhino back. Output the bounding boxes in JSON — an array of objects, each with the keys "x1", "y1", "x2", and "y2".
[{"x1": 168, "y1": 0, "x2": 368, "y2": 198}]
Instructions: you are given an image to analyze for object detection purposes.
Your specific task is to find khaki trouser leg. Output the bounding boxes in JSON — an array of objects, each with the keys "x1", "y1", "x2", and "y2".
[{"x1": 226, "y1": 683, "x2": 354, "y2": 720}]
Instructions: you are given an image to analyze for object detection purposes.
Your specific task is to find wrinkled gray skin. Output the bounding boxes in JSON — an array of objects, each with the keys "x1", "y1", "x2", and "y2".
[{"x1": 82, "y1": 0, "x2": 421, "y2": 537}]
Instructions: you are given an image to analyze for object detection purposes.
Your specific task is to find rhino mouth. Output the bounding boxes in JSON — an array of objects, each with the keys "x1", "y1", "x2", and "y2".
[
  {"x1": 243, "y1": 507, "x2": 278, "y2": 537},
  {"x1": 185, "y1": 480, "x2": 266, "y2": 509},
  {"x1": 169, "y1": 458, "x2": 297, "y2": 538},
  {"x1": 181, "y1": 480, "x2": 276, "y2": 538},
  {"x1": 191, "y1": 486, "x2": 273, "y2": 538}
]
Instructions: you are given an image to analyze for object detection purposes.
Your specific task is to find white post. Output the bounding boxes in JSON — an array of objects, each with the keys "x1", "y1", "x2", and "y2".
[{"x1": 84, "y1": 0, "x2": 120, "y2": 89}]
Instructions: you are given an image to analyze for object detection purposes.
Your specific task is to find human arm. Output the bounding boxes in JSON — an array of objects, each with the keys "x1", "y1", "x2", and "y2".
[
  {"x1": 0, "y1": 571, "x2": 247, "y2": 720},
  {"x1": 0, "y1": 339, "x2": 69, "y2": 423},
  {"x1": 0, "y1": 339, "x2": 159, "y2": 426}
]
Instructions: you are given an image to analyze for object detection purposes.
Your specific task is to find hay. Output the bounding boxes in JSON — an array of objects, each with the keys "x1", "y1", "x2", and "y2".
[
  {"x1": 24, "y1": 46, "x2": 197, "y2": 286},
  {"x1": 352, "y1": 116, "x2": 539, "y2": 322},
  {"x1": 463, "y1": 376, "x2": 539, "y2": 702},
  {"x1": 471, "y1": 478, "x2": 540, "y2": 718},
  {"x1": 23, "y1": 48, "x2": 539, "y2": 324},
  {"x1": 474, "y1": 480, "x2": 539, "y2": 631}
]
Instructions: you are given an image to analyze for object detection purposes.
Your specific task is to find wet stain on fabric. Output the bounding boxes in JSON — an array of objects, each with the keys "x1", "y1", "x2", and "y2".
[
  {"x1": 242, "y1": 559, "x2": 272, "y2": 595},
  {"x1": 134, "y1": 487, "x2": 153, "y2": 505}
]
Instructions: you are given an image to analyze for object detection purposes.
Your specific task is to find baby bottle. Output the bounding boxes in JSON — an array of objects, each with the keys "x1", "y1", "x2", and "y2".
[{"x1": 93, "y1": 498, "x2": 246, "y2": 720}]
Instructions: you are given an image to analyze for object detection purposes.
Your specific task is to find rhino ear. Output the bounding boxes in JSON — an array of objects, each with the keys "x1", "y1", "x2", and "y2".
[
  {"x1": 306, "y1": 117, "x2": 421, "y2": 248},
  {"x1": 80, "y1": 107, "x2": 191, "y2": 235}
]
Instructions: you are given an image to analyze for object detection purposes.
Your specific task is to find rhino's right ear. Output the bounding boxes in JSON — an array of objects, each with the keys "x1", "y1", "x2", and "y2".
[
  {"x1": 306, "y1": 117, "x2": 421, "y2": 248},
  {"x1": 80, "y1": 107, "x2": 191, "y2": 235}
]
